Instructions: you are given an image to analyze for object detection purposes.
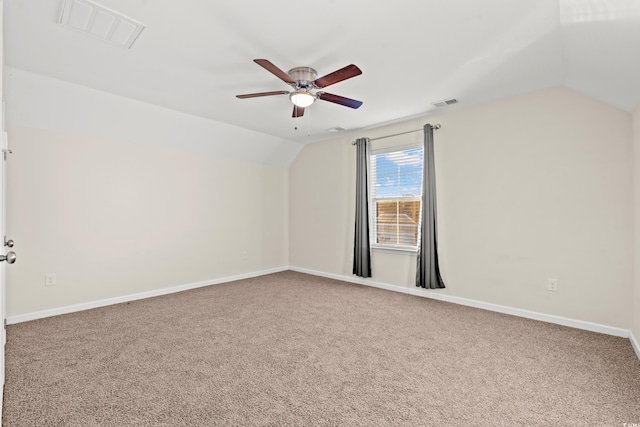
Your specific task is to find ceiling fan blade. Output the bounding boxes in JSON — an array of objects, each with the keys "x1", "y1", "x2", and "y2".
[
  {"x1": 313, "y1": 64, "x2": 362, "y2": 89},
  {"x1": 236, "y1": 90, "x2": 290, "y2": 99},
  {"x1": 292, "y1": 105, "x2": 305, "y2": 118},
  {"x1": 317, "y1": 92, "x2": 363, "y2": 109},
  {"x1": 254, "y1": 59, "x2": 296, "y2": 85}
]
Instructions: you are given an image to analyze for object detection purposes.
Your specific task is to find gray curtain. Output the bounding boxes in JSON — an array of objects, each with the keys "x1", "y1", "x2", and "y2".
[
  {"x1": 353, "y1": 137, "x2": 372, "y2": 278},
  {"x1": 416, "y1": 124, "x2": 445, "y2": 289}
]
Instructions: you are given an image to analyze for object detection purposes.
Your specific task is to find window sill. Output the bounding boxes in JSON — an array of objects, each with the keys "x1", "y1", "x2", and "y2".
[{"x1": 371, "y1": 245, "x2": 418, "y2": 255}]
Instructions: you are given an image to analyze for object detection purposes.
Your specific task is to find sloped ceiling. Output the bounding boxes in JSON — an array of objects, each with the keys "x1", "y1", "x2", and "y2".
[{"x1": 4, "y1": 0, "x2": 640, "y2": 144}]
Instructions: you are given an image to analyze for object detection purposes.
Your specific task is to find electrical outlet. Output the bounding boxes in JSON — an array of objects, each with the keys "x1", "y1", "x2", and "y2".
[
  {"x1": 45, "y1": 273, "x2": 56, "y2": 287},
  {"x1": 547, "y1": 278, "x2": 558, "y2": 292}
]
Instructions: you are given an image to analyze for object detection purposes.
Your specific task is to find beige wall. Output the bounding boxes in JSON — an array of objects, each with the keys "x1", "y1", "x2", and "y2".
[
  {"x1": 5, "y1": 75, "x2": 290, "y2": 318},
  {"x1": 633, "y1": 104, "x2": 640, "y2": 341},
  {"x1": 290, "y1": 87, "x2": 633, "y2": 329},
  {"x1": 3, "y1": 68, "x2": 636, "y2": 334}
]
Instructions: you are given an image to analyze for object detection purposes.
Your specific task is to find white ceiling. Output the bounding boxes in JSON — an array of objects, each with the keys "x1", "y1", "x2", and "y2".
[{"x1": 4, "y1": 0, "x2": 640, "y2": 144}]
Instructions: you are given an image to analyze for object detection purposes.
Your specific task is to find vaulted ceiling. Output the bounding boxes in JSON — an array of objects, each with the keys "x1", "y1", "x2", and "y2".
[{"x1": 4, "y1": 0, "x2": 640, "y2": 144}]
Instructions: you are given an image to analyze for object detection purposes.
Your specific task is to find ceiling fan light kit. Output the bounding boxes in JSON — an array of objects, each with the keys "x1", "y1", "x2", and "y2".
[
  {"x1": 237, "y1": 59, "x2": 363, "y2": 118},
  {"x1": 290, "y1": 90, "x2": 316, "y2": 108}
]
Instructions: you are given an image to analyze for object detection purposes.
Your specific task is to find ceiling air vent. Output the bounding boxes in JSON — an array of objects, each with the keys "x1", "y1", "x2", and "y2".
[
  {"x1": 327, "y1": 126, "x2": 348, "y2": 133},
  {"x1": 59, "y1": 0, "x2": 146, "y2": 49},
  {"x1": 432, "y1": 98, "x2": 459, "y2": 108}
]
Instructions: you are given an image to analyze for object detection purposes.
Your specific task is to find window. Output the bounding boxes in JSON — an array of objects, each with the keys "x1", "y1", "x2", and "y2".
[{"x1": 369, "y1": 145, "x2": 424, "y2": 250}]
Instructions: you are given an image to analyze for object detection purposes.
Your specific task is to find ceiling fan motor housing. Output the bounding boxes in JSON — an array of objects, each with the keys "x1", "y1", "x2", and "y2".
[{"x1": 288, "y1": 67, "x2": 318, "y2": 88}]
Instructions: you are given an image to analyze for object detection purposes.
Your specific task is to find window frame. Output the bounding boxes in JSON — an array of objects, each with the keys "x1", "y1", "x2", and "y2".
[{"x1": 368, "y1": 143, "x2": 424, "y2": 253}]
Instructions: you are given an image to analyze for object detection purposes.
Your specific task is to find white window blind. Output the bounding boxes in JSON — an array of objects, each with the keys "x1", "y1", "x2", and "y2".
[{"x1": 369, "y1": 145, "x2": 424, "y2": 250}]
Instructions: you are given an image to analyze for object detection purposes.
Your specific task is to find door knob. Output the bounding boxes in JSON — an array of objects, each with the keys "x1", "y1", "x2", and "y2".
[
  {"x1": 0, "y1": 252, "x2": 16, "y2": 264},
  {"x1": 4, "y1": 239, "x2": 13, "y2": 248}
]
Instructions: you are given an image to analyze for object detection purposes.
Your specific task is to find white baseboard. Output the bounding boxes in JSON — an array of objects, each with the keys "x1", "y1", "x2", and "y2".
[
  {"x1": 630, "y1": 330, "x2": 640, "y2": 361},
  {"x1": 289, "y1": 266, "x2": 631, "y2": 339},
  {"x1": 6, "y1": 266, "x2": 288, "y2": 325}
]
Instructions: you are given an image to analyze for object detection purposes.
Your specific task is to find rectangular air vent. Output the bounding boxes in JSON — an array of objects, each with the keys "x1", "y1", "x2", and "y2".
[
  {"x1": 432, "y1": 98, "x2": 459, "y2": 108},
  {"x1": 59, "y1": 0, "x2": 145, "y2": 49},
  {"x1": 327, "y1": 126, "x2": 347, "y2": 132}
]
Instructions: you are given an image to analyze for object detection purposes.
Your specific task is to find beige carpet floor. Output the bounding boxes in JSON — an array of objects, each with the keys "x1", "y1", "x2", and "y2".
[{"x1": 2, "y1": 271, "x2": 640, "y2": 426}]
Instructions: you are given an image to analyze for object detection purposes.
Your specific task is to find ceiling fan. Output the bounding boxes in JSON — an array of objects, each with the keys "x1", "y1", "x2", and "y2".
[{"x1": 236, "y1": 59, "x2": 363, "y2": 118}]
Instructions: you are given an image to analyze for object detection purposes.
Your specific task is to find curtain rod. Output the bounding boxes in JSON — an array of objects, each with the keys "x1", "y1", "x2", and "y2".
[{"x1": 350, "y1": 124, "x2": 441, "y2": 145}]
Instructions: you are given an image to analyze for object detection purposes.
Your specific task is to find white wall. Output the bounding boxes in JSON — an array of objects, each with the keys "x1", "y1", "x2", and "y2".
[
  {"x1": 290, "y1": 87, "x2": 633, "y2": 329},
  {"x1": 4, "y1": 67, "x2": 636, "y2": 334},
  {"x1": 4, "y1": 69, "x2": 294, "y2": 317},
  {"x1": 633, "y1": 104, "x2": 640, "y2": 342}
]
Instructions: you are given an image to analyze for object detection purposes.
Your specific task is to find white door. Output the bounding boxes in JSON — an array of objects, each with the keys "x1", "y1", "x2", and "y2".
[
  {"x1": 0, "y1": 122, "x2": 13, "y2": 421},
  {"x1": 0, "y1": 0, "x2": 5, "y2": 405},
  {"x1": 1, "y1": 121, "x2": 14, "y2": 387},
  {"x1": 0, "y1": 129, "x2": 6, "y2": 387},
  {"x1": 0, "y1": 3, "x2": 8, "y2": 419},
  {"x1": 0, "y1": 126, "x2": 11, "y2": 419}
]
